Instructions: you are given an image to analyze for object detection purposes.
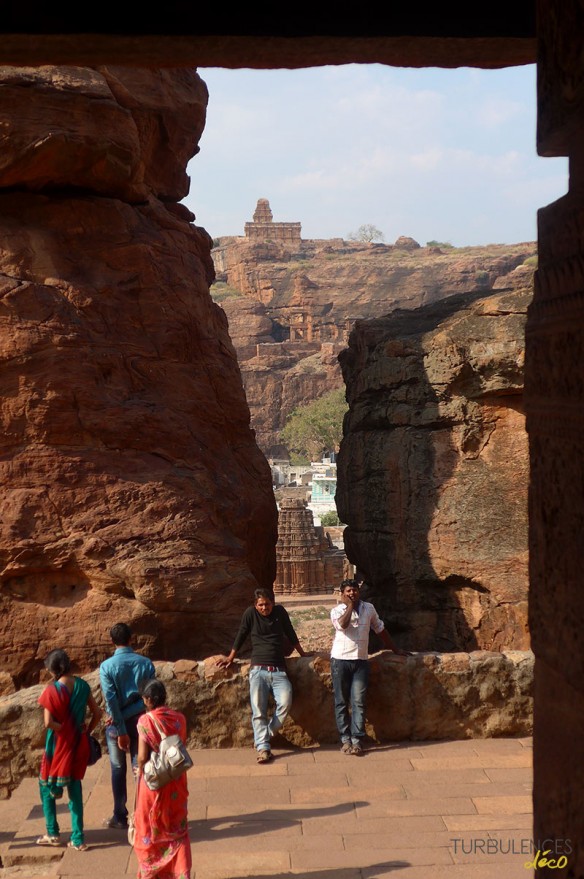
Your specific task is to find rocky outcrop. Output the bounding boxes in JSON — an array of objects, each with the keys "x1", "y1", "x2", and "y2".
[
  {"x1": 0, "y1": 66, "x2": 277, "y2": 687},
  {"x1": 213, "y1": 235, "x2": 536, "y2": 455},
  {"x1": 337, "y1": 276, "x2": 532, "y2": 652},
  {"x1": 0, "y1": 650, "x2": 533, "y2": 798}
]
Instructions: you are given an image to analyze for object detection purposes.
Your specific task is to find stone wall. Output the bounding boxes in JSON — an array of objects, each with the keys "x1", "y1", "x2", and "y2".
[{"x1": 0, "y1": 650, "x2": 533, "y2": 799}]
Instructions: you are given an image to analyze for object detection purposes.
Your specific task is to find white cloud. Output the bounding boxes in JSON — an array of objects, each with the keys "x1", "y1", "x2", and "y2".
[{"x1": 186, "y1": 64, "x2": 568, "y2": 247}]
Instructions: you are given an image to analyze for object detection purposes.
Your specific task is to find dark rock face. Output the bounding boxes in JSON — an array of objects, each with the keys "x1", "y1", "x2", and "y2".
[
  {"x1": 337, "y1": 280, "x2": 532, "y2": 652},
  {"x1": 0, "y1": 66, "x2": 277, "y2": 686}
]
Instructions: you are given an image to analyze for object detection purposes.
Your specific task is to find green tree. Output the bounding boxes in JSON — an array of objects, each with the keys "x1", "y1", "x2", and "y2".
[
  {"x1": 348, "y1": 224, "x2": 385, "y2": 243},
  {"x1": 281, "y1": 387, "x2": 348, "y2": 460},
  {"x1": 426, "y1": 240, "x2": 454, "y2": 249},
  {"x1": 320, "y1": 510, "x2": 342, "y2": 526}
]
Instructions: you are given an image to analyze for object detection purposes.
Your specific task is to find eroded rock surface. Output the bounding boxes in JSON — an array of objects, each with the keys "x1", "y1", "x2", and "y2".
[
  {"x1": 0, "y1": 66, "x2": 277, "y2": 686},
  {"x1": 0, "y1": 650, "x2": 533, "y2": 798},
  {"x1": 337, "y1": 278, "x2": 532, "y2": 652},
  {"x1": 213, "y1": 236, "x2": 536, "y2": 455}
]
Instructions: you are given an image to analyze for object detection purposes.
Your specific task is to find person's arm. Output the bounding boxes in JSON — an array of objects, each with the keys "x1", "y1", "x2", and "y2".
[
  {"x1": 280, "y1": 606, "x2": 312, "y2": 656},
  {"x1": 331, "y1": 599, "x2": 354, "y2": 630},
  {"x1": 137, "y1": 734, "x2": 150, "y2": 775},
  {"x1": 216, "y1": 609, "x2": 251, "y2": 667},
  {"x1": 99, "y1": 663, "x2": 130, "y2": 749},
  {"x1": 377, "y1": 628, "x2": 410, "y2": 655},
  {"x1": 370, "y1": 607, "x2": 410, "y2": 656},
  {"x1": 43, "y1": 708, "x2": 62, "y2": 732},
  {"x1": 216, "y1": 647, "x2": 237, "y2": 668},
  {"x1": 86, "y1": 693, "x2": 102, "y2": 735},
  {"x1": 337, "y1": 599, "x2": 356, "y2": 629}
]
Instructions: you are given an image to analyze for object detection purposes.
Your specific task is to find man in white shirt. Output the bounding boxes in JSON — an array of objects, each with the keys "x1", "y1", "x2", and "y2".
[{"x1": 330, "y1": 579, "x2": 409, "y2": 755}]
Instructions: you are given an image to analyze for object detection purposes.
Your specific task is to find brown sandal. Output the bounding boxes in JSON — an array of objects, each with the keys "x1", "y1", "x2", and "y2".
[{"x1": 256, "y1": 750, "x2": 272, "y2": 763}]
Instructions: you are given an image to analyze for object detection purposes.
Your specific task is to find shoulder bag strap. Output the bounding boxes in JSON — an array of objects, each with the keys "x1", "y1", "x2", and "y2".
[{"x1": 147, "y1": 711, "x2": 167, "y2": 741}]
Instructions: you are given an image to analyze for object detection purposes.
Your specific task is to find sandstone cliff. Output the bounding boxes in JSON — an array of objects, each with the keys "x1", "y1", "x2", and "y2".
[
  {"x1": 213, "y1": 236, "x2": 536, "y2": 456},
  {"x1": 0, "y1": 67, "x2": 277, "y2": 686},
  {"x1": 337, "y1": 270, "x2": 532, "y2": 652}
]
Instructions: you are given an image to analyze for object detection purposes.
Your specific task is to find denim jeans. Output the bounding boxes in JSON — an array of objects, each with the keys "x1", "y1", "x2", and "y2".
[
  {"x1": 105, "y1": 713, "x2": 140, "y2": 823},
  {"x1": 330, "y1": 657, "x2": 370, "y2": 745},
  {"x1": 249, "y1": 667, "x2": 293, "y2": 751}
]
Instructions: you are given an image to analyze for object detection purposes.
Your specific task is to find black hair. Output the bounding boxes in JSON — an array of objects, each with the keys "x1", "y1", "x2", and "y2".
[
  {"x1": 44, "y1": 649, "x2": 71, "y2": 677},
  {"x1": 340, "y1": 579, "x2": 360, "y2": 590},
  {"x1": 141, "y1": 678, "x2": 166, "y2": 708},
  {"x1": 254, "y1": 588, "x2": 275, "y2": 603},
  {"x1": 110, "y1": 622, "x2": 131, "y2": 646}
]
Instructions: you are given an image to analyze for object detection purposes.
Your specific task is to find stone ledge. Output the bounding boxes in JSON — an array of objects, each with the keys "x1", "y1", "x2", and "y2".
[{"x1": 0, "y1": 650, "x2": 533, "y2": 799}]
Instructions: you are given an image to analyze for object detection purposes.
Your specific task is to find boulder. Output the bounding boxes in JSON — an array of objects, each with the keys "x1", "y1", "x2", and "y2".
[
  {"x1": 337, "y1": 285, "x2": 532, "y2": 651},
  {"x1": 0, "y1": 66, "x2": 277, "y2": 686}
]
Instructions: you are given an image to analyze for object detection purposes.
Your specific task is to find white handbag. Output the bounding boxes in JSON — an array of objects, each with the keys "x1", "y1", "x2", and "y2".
[{"x1": 142, "y1": 712, "x2": 193, "y2": 791}]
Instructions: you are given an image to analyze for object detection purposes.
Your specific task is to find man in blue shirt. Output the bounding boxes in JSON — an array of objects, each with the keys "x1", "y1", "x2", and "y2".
[{"x1": 99, "y1": 622, "x2": 155, "y2": 829}]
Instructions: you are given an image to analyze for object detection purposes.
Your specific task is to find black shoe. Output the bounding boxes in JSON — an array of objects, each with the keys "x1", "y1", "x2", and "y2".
[{"x1": 102, "y1": 817, "x2": 128, "y2": 829}]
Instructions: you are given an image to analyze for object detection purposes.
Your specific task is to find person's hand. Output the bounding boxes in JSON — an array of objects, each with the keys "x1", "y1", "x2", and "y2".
[
  {"x1": 215, "y1": 656, "x2": 233, "y2": 669},
  {"x1": 117, "y1": 734, "x2": 130, "y2": 751}
]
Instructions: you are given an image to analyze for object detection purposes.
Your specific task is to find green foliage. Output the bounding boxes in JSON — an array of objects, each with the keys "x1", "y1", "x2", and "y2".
[
  {"x1": 348, "y1": 224, "x2": 385, "y2": 243},
  {"x1": 210, "y1": 282, "x2": 243, "y2": 303},
  {"x1": 290, "y1": 453, "x2": 310, "y2": 466},
  {"x1": 320, "y1": 510, "x2": 342, "y2": 526},
  {"x1": 523, "y1": 255, "x2": 538, "y2": 267},
  {"x1": 281, "y1": 387, "x2": 348, "y2": 460},
  {"x1": 426, "y1": 240, "x2": 455, "y2": 249}
]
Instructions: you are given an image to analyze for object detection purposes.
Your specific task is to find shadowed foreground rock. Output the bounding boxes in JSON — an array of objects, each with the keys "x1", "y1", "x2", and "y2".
[
  {"x1": 0, "y1": 650, "x2": 533, "y2": 798},
  {"x1": 337, "y1": 280, "x2": 532, "y2": 653},
  {"x1": 0, "y1": 66, "x2": 277, "y2": 687}
]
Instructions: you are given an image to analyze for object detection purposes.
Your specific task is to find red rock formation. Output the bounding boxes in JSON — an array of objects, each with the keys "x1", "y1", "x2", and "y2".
[
  {"x1": 0, "y1": 67, "x2": 277, "y2": 687},
  {"x1": 337, "y1": 278, "x2": 532, "y2": 652},
  {"x1": 213, "y1": 235, "x2": 536, "y2": 456}
]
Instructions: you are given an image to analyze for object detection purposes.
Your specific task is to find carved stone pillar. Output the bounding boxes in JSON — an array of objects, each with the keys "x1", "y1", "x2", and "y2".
[
  {"x1": 528, "y1": 3, "x2": 584, "y2": 871},
  {"x1": 275, "y1": 498, "x2": 343, "y2": 594}
]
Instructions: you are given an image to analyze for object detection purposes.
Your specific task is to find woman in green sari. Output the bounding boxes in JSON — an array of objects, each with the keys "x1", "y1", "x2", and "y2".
[{"x1": 37, "y1": 649, "x2": 102, "y2": 851}]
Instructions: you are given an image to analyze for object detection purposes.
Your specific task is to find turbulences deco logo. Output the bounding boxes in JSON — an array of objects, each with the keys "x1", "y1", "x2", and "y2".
[{"x1": 449, "y1": 838, "x2": 572, "y2": 870}]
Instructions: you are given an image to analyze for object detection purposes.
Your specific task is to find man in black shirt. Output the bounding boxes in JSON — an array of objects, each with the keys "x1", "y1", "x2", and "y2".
[{"x1": 217, "y1": 588, "x2": 310, "y2": 763}]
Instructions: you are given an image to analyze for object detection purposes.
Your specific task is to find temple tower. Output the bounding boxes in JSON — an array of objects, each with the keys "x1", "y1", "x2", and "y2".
[{"x1": 275, "y1": 498, "x2": 344, "y2": 594}]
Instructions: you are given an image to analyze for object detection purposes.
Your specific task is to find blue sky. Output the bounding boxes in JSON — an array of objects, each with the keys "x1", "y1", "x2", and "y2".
[{"x1": 184, "y1": 64, "x2": 568, "y2": 248}]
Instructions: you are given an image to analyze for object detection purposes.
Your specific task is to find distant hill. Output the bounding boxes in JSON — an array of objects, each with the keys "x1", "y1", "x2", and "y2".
[{"x1": 211, "y1": 235, "x2": 536, "y2": 457}]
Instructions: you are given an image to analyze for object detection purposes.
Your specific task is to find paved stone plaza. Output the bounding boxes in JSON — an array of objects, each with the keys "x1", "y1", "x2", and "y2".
[{"x1": 0, "y1": 738, "x2": 534, "y2": 879}]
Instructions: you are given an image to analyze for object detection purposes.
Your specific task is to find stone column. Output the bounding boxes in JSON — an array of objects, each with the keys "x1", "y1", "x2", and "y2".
[{"x1": 528, "y1": 2, "x2": 584, "y2": 871}]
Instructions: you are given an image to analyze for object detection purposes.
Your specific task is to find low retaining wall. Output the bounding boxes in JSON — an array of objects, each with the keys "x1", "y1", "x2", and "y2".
[{"x1": 0, "y1": 650, "x2": 533, "y2": 799}]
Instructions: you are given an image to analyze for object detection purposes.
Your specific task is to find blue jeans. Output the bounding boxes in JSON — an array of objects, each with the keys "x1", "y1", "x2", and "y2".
[
  {"x1": 330, "y1": 657, "x2": 370, "y2": 745},
  {"x1": 249, "y1": 667, "x2": 293, "y2": 751},
  {"x1": 105, "y1": 713, "x2": 140, "y2": 823}
]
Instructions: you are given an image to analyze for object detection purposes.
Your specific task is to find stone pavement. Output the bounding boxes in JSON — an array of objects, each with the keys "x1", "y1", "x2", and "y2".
[{"x1": 0, "y1": 738, "x2": 534, "y2": 879}]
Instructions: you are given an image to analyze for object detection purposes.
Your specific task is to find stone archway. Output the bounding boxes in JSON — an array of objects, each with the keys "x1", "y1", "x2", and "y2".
[{"x1": 0, "y1": 5, "x2": 581, "y2": 873}]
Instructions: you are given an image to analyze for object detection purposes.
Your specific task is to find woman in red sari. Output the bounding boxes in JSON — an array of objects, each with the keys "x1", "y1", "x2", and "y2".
[
  {"x1": 135, "y1": 679, "x2": 191, "y2": 879},
  {"x1": 37, "y1": 649, "x2": 102, "y2": 851}
]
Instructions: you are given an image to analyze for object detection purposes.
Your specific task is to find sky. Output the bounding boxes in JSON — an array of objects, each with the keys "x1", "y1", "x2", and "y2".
[{"x1": 183, "y1": 64, "x2": 568, "y2": 248}]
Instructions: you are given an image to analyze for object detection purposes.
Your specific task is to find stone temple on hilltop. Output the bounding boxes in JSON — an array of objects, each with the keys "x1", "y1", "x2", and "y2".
[{"x1": 244, "y1": 198, "x2": 302, "y2": 244}]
